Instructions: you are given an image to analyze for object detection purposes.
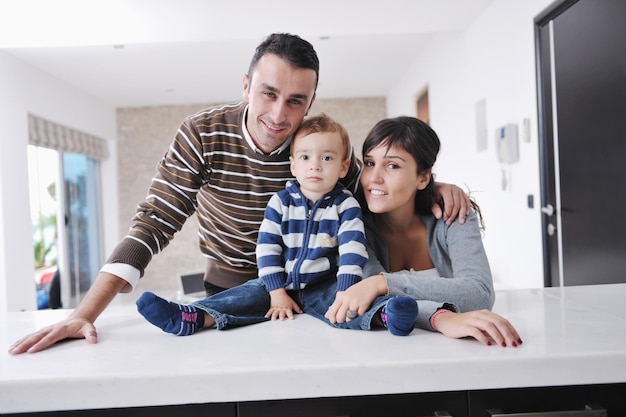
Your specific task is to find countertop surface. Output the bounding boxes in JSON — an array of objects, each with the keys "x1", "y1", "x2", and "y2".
[{"x1": 2, "y1": 284, "x2": 626, "y2": 413}]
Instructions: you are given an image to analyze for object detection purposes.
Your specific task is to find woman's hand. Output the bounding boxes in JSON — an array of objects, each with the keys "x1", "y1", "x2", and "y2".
[
  {"x1": 432, "y1": 309, "x2": 523, "y2": 347},
  {"x1": 432, "y1": 182, "x2": 471, "y2": 225},
  {"x1": 325, "y1": 275, "x2": 387, "y2": 323},
  {"x1": 266, "y1": 288, "x2": 302, "y2": 320}
]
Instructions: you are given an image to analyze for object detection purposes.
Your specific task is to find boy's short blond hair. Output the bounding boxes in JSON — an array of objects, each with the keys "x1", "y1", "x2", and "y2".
[{"x1": 292, "y1": 113, "x2": 351, "y2": 160}]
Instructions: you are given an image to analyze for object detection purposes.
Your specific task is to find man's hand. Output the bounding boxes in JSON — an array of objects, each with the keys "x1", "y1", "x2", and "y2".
[
  {"x1": 8, "y1": 317, "x2": 98, "y2": 354},
  {"x1": 8, "y1": 271, "x2": 127, "y2": 355},
  {"x1": 265, "y1": 288, "x2": 303, "y2": 320},
  {"x1": 432, "y1": 182, "x2": 470, "y2": 225}
]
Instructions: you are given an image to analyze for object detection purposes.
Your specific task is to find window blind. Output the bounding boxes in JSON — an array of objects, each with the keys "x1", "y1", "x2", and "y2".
[{"x1": 28, "y1": 114, "x2": 109, "y2": 160}]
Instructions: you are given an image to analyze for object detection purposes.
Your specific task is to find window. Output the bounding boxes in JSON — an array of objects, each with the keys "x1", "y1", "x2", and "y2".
[{"x1": 27, "y1": 115, "x2": 108, "y2": 308}]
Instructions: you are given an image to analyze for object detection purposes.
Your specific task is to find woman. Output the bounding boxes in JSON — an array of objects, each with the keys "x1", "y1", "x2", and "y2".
[{"x1": 325, "y1": 116, "x2": 522, "y2": 347}]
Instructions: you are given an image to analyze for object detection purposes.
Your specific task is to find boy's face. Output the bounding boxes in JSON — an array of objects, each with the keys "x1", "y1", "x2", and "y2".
[{"x1": 290, "y1": 131, "x2": 350, "y2": 201}]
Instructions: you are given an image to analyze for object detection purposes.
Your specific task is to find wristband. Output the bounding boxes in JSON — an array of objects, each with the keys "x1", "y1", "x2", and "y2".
[{"x1": 429, "y1": 308, "x2": 451, "y2": 332}]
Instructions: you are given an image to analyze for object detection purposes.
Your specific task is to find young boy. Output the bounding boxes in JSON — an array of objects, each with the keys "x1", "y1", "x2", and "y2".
[{"x1": 136, "y1": 114, "x2": 418, "y2": 336}]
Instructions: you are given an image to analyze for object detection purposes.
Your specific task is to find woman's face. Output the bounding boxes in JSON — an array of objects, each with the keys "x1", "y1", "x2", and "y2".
[{"x1": 360, "y1": 143, "x2": 430, "y2": 215}]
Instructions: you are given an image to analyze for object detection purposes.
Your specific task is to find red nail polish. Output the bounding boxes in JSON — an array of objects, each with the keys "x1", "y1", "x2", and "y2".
[
  {"x1": 512, "y1": 341, "x2": 517, "y2": 347},
  {"x1": 502, "y1": 342, "x2": 507, "y2": 347},
  {"x1": 487, "y1": 341, "x2": 492, "y2": 346}
]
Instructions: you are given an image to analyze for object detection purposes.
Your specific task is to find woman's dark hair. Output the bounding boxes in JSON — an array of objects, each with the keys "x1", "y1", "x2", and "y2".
[
  {"x1": 248, "y1": 33, "x2": 320, "y2": 89},
  {"x1": 361, "y1": 116, "x2": 484, "y2": 227}
]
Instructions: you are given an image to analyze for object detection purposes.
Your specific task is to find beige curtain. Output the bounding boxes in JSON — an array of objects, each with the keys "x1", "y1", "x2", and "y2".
[{"x1": 28, "y1": 114, "x2": 109, "y2": 160}]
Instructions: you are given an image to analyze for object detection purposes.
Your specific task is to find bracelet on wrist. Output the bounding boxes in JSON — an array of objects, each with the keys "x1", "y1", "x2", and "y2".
[{"x1": 429, "y1": 308, "x2": 451, "y2": 332}]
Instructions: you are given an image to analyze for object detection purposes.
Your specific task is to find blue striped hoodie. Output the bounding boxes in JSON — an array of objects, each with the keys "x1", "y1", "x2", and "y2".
[{"x1": 256, "y1": 180, "x2": 368, "y2": 292}]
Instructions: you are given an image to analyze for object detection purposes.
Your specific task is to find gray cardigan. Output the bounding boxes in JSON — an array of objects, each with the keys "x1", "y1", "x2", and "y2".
[{"x1": 362, "y1": 210, "x2": 495, "y2": 331}]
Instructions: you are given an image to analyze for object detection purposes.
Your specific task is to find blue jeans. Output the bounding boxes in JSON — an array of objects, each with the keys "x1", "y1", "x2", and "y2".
[{"x1": 191, "y1": 278, "x2": 391, "y2": 331}]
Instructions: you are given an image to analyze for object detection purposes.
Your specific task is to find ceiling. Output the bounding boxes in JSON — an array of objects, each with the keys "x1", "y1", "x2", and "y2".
[{"x1": 1, "y1": 0, "x2": 493, "y2": 107}]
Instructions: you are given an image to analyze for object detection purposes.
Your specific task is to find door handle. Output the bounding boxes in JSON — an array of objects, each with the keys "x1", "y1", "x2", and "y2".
[
  {"x1": 341, "y1": 410, "x2": 453, "y2": 417},
  {"x1": 541, "y1": 203, "x2": 555, "y2": 216}
]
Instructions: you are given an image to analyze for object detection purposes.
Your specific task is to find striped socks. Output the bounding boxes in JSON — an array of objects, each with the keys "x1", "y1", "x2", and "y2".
[
  {"x1": 136, "y1": 292, "x2": 204, "y2": 336},
  {"x1": 380, "y1": 296, "x2": 418, "y2": 336}
]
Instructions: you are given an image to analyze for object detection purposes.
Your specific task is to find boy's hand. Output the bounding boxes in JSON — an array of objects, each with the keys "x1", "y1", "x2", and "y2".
[{"x1": 265, "y1": 288, "x2": 303, "y2": 320}]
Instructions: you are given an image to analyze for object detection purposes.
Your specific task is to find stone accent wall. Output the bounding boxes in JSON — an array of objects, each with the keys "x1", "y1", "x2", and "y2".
[{"x1": 116, "y1": 97, "x2": 385, "y2": 298}]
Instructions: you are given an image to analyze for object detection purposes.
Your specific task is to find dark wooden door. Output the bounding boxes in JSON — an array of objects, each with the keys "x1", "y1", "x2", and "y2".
[{"x1": 535, "y1": 0, "x2": 626, "y2": 286}]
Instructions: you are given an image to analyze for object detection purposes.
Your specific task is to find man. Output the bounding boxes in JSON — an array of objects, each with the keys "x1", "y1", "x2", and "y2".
[{"x1": 9, "y1": 33, "x2": 468, "y2": 354}]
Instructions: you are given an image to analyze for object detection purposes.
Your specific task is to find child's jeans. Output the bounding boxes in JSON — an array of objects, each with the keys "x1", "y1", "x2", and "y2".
[{"x1": 191, "y1": 278, "x2": 390, "y2": 330}]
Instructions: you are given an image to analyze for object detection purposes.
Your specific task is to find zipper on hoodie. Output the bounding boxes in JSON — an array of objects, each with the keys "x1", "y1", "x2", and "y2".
[{"x1": 292, "y1": 197, "x2": 318, "y2": 289}]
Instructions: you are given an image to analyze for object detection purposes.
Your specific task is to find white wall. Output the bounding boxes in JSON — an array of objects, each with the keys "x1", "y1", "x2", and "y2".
[
  {"x1": 386, "y1": 0, "x2": 553, "y2": 289},
  {"x1": 0, "y1": 50, "x2": 119, "y2": 314},
  {"x1": 0, "y1": 0, "x2": 555, "y2": 317}
]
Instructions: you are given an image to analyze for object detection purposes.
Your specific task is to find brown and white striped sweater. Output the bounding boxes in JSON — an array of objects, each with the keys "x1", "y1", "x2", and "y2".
[{"x1": 106, "y1": 102, "x2": 361, "y2": 288}]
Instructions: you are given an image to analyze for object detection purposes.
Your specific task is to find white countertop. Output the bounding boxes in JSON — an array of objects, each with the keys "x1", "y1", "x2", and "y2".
[{"x1": 2, "y1": 284, "x2": 626, "y2": 413}]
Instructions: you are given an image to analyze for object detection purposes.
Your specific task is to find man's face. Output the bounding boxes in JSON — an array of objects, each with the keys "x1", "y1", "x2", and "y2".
[{"x1": 243, "y1": 53, "x2": 317, "y2": 154}]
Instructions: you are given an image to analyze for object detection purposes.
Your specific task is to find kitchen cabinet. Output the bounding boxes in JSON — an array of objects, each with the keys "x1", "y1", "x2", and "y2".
[
  {"x1": 237, "y1": 384, "x2": 626, "y2": 417},
  {"x1": 1, "y1": 403, "x2": 236, "y2": 417},
  {"x1": 3, "y1": 385, "x2": 625, "y2": 416},
  {"x1": 469, "y1": 384, "x2": 625, "y2": 416},
  {"x1": 239, "y1": 392, "x2": 468, "y2": 417}
]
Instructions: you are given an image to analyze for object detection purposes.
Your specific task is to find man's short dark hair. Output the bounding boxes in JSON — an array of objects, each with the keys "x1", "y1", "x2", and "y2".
[{"x1": 248, "y1": 33, "x2": 320, "y2": 89}]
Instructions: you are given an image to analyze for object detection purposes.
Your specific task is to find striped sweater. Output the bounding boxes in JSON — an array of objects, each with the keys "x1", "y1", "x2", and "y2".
[
  {"x1": 256, "y1": 181, "x2": 368, "y2": 292},
  {"x1": 106, "y1": 102, "x2": 361, "y2": 288}
]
